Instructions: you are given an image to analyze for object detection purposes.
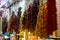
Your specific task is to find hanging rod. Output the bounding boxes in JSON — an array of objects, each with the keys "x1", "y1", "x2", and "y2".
[{"x1": 7, "y1": 0, "x2": 20, "y2": 9}]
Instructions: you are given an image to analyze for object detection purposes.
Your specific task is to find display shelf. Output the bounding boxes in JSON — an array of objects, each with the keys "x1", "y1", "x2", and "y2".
[{"x1": 48, "y1": 37, "x2": 60, "y2": 40}]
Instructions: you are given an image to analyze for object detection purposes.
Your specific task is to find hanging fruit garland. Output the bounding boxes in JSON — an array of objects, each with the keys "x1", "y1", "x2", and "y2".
[
  {"x1": 46, "y1": 0, "x2": 57, "y2": 36},
  {"x1": 16, "y1": 7, "x2": 22, "y2": 33},
  {"x1": 2, "y1": 17, "x2": 8, "y2": 34},
  {"x1": 22, "y1": 0, "x2": 39, "y2": 33},
  {"x1": 22, "y1": 10, "x2": 27, "y2": 30},
  {"x1": 26, "y1": 4, "x2": 32, "y2": 32},
  {"x1": 8, "y1": 13, "x2": 19, "y2": 34},
  {"x1": 8, "y1": 7, "x2": 21, "y2": 34},
  {"x1": 35, "y1": 0, "x2": 47, "y2": 38},
  {"x1": 17, "y1": 7, "x2": 21, "y2": 28},
  {"x1": 31, "y1": 0, "x2": 39, "y2": 33}
]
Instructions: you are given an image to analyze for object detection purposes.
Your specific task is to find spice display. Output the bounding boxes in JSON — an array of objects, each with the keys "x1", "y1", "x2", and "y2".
[
  {"x1": 35, "y1": 0, "x2": 47, "y2": 38},
  {"x1": 22, "y1": 10, "x2": 27, "y2": 30},
  {"x1": 31, "y1": 0, "x2": 39, "y2": 32},
  {"x1": 46, "y1": 0, "x2": 57, "y2": 36},
  {"x1": 8, "y1": 12, "x2": 19, "y2": 34},
  {"x1": 2, "y1": 17, "x2": 8, "y2": 34}
]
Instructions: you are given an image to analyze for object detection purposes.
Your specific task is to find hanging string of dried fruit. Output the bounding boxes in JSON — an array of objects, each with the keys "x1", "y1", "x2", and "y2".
[
  {"x1": 8, "y1": 7, "x2": 21, "y2": 34},
  {"x1": 35, "y1": 0, "x2": 48, "y2": 38},
  {"x1": 2, "y1": 17, "x2": 8, "y2": 34},
  {"x1": 0, "y1": 11, "x2": 3, "y2": 17},
  {"x1": 16, "y1": 7, "x2": 22, "y2": 33},
  {"x1": 46, "y1": 0, "x2": 57, "y2": 36},
  {"x1": 8, "y1": 12, "x2": 19, "y2": 34},
  {"x1": 26, "y1": 4, "x2": 32, "y2": 32},
  {"x1": 22, "y1": 10, "x2": 27, "y2": 30},
  {"x1": 31, "y1": 0, "x2": 39, "y2": 33}
]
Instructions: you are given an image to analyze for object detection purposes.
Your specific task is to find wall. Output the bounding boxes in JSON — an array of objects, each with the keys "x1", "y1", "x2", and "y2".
[{"x1": 56, "y1": 0, "x2": 60, "y2": 36}]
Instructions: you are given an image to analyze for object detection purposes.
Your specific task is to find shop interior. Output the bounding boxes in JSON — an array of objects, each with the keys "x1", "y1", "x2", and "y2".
[{"x1": 0, "y1": 0, "x2": 60, "y2": 40}]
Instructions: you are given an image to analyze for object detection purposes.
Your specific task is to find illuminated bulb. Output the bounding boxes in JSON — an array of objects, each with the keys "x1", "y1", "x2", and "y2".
[{"x1": 28, "y1": 32, "x2": 30, "y2": 34}]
